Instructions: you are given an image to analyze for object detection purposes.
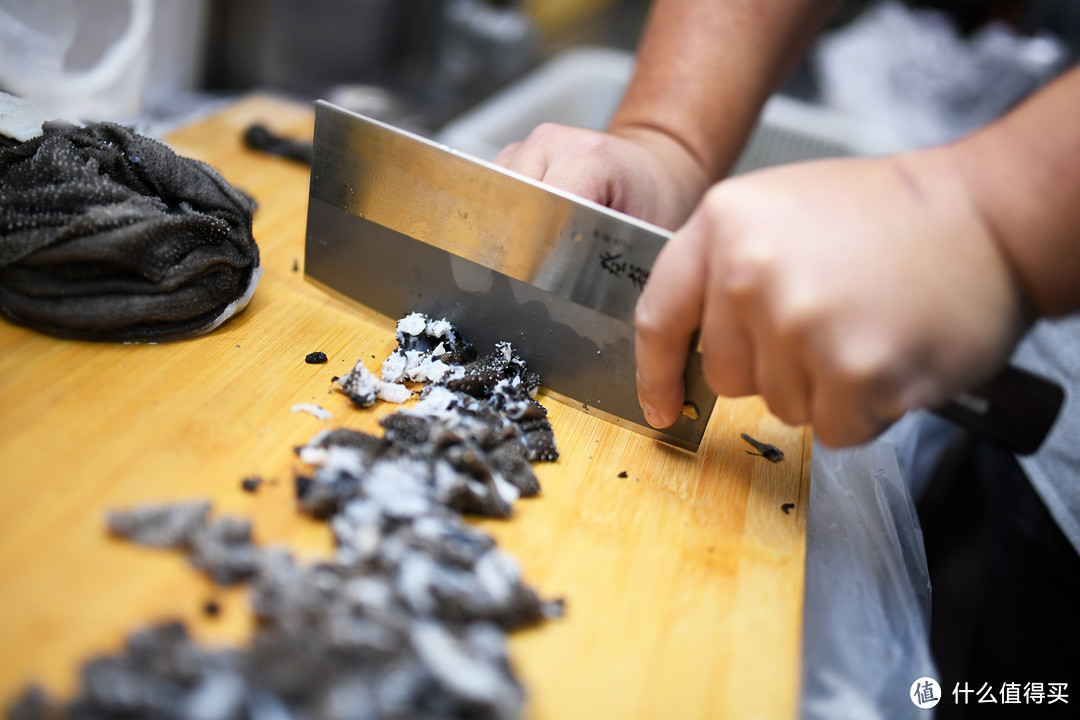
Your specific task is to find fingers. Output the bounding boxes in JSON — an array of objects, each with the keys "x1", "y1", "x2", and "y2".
[
  {"x1": 636, "y1": 152, "x2": 1017, "y2": 448},
  {"x1": 636, "y1": 183, "x2": 814, "y2": 433},
  {"x1": 695, "y1": 198, "x2": 809, "y2": 427},
  {"x1": 634, "y1": 224, "x2": 708, "y2": 428},
  {"x1": 494, "y1": 124, "x2": 613, "y2": 207},
  {"x1": 493, "y1": 141, "x2": 541, "y2": 178},
  {"x1": 809, "y1": 372, "x2": 901, "y2": 447}
]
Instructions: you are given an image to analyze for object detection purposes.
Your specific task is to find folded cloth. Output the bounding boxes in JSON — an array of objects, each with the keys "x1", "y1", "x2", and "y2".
[{"x1": 0, "y1": 120, "x2": 261, "y2": 342}]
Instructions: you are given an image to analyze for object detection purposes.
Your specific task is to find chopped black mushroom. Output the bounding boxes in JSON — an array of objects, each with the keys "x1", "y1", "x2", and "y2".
[
  {"x1": 242, "y1": 122, "x2": 314, "y2": 165},
  {"x1": 740, "y1": 433, "x2": 784, "y2": 462},
  {"x1": 305, "y1": 351, "x2": 328, "y2": 364},
  {"x1": 32, "y1": 312, "x2": 564, "y2": 720},
  {"x1": 106, "y1": 501, "x2": 211, "y2": 549}
]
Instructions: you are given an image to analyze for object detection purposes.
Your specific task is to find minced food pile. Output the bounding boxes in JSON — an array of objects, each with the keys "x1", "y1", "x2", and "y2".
[{"x1": 7, "y1": 313, "x2": 561, "y2": 720}]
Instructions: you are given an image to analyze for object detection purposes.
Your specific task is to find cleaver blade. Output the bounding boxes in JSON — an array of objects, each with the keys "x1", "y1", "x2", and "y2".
[{"x1": 304, "y1": 100, "x2": 716, "y2": 452}]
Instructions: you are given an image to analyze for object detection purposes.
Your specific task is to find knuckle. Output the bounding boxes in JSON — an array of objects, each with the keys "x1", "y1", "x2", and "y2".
[
  {"x1": 810, "y1": 395, "x2": 880, "y2": 448},
  {"x1": 529, "y1": 123, "x2": 607, "y2": 156},
  {"x1": 811, "y1": 348, "x2": 911, "y2": 444},
  {"x1": 700, "y1": 345, "x2": 755, "y2": 398},
  {"x1": 633, "y1": 297, "x2": 666, "y2": 340},
  {"x1": 763, "y1": 396, "x2": 806, "y2": 427},
  {"x1": 825, "y1": 333, "x2": 896, "y2": 390},
  {"x1": 528, "y1": 122, "x2": 563, "y2": 141}
]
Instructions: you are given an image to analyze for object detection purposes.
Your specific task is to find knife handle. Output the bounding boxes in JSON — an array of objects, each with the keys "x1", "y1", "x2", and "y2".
[{"x1": 931, "y1": 364, "x2": 1064, "y2": 455}]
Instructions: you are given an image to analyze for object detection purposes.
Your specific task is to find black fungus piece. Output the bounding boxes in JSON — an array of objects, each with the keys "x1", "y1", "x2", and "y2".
[
  {"x1": 740, "y1": 433, "x2": 785, "y2": 462},
  {"x1": 618, "y1": 471, "x2": 628, "y2": 479},
  {"x1": 203, "y1": 599, "x2": 221, "y2": 617},
  {"x1": 781, "y1": 503, "x2": 795, "y2": 515},
  {"x1": 487, "y1": 443, "x2": 540, "y2": 498},
  {"x1": 479, "y1": 378, "x2": 558, "y2": 463},
  {"x1": 63, "y1": 623, "x2": 246, "y2": 720},
  {"x1": 443, "y1": 343, "x2": 532, "y2": 400},
  {"x1": 246, "y1": 633, "x2": 343, "y2": 700},
  {"x1": 189, "y1": 517, "x2": 260, "y2": 586},
  {"x1": 304, "y1": 428, "x2": 390, "y2": 460},
  {"x1": 109, "y1": 503, "x2": 260, "y2": 584},
  {"x1": 395, "y1": 314, "x2": 477, "y2": 366},
  {"x1": 408, "y1": 622, "x2": 526, "y2": 718},
  {"x1": 125, "y1": 621, "x2": 207, "y2": 685},
  {"x1": 106, "y1": 501, "x2": 211, "y2": 549},
  {"x1": 241, "y1": 476, "x2": 262, "y2": 493},
  {"x1": 5, "y1": 685, "x2": 56, "y2": 720},
  {"x1": 490, "y1": 389, "x2": 545, "y2": 422},
  {"x1": 337, "y1": 368, "x2": 380, "y2": 409},
  {"x1": 381, "y1": 413, "x2": 437, "y2": 447},
  {"x1": 439, "y1": 446, "x2": 513, "y2": 519},
  {"x1": 74, "y1": 623, "x2": 202, "y2": 715},
  {"x1": 242, "y1": 123, "x2": 314, "y2": 165},
  {"x1": 405, "y1": 517, "x2": 496, "y2": 569},
  {"x1": 516, "y1": 414, "x2": 559, "y2": 463},
  {"x1": 296, "y1": 473, "x2": 360, "y2": 520},
  {"x1": 416, "y1": 561, "x2": 545, "y2": 630},
  {"x1": 306, "y1": 351, "x2": 328, "y2": 364},
  {"x1": 294, "y1": 475, "x2": 313, "y2": 499}
]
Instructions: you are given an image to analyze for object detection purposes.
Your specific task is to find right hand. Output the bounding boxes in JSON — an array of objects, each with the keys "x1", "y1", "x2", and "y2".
[{"x1": 494, "y1": 123, "x2": 712, "y2": 231}]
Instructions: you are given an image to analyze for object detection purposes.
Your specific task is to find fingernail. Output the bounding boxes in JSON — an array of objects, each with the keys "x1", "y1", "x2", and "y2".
[{"x1": 642, "y1": 402, "x2": 661, "y2": 428}]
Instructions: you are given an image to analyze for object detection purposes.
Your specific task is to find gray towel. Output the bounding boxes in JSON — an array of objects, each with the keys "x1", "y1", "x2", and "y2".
[{"x1": 0, "y1": 120, "x2": 261, "y2": 342}]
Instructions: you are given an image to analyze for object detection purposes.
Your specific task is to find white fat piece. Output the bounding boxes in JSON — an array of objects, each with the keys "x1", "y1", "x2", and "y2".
[{"x1": 396, "y1": 312, "x2": 428, "y2": 337}]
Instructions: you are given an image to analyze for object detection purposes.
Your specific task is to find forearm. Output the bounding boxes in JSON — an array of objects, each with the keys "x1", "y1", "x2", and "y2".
[
  {"x1": 949, "y1": 63, "x2": 1080, "y2": 317},
  {"x1": 609, "y1": 0, "x2": 838, "y2": 182}
]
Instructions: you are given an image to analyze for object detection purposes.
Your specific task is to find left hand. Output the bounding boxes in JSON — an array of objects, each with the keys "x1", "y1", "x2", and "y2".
[
  {"x1": 634, "y1": 150, "x2": 1030, "y2": 446},
  {"x1": 495, "y1": 122, "x2": 711, "y2": 230}
]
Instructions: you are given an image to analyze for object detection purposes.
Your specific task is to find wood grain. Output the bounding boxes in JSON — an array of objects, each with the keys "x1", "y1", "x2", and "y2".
[{"x1": 0, "y1": 94, "x2": 811, "y2": 719}]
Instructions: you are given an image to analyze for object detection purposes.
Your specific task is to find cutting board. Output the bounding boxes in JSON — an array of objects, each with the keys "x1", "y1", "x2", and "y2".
[{"x1": 0, "y1": 94, "x2": 811, "y2": 719}]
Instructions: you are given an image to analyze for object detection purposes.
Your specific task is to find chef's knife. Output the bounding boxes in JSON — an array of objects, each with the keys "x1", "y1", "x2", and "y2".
[
  {"x1": 303, "y1": 101, "x2": 1063, "y2": 455},
  {"x1": 304, "y1": 101, "x2": 714, "y2": 451}
]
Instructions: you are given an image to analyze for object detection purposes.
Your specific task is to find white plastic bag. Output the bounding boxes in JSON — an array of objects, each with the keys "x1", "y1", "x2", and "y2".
[
  {"x1": 815, "y1": 0, "x2": 1068, "y2": 148},
  {"x1": 801, "y1": 437, "x2": 938, "y2": 719},
  {"x1": 0, "y1": 0, "x2": 154, "y2": 123}
]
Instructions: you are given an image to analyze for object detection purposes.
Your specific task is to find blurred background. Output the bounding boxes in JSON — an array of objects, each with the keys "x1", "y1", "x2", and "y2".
[{"x1": 1, "y1": 0, "x2": 1079, "y2": 153}]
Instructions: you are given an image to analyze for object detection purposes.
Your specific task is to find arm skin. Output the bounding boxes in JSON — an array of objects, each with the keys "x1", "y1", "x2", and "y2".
[
  {"x1": 496, "y1": 0, "x2": 838, "y2": 229},
  {"x1": 951, "y1": 63, "x2": 1080, "y2": 318},
  {"x1": 635, "y1": 64, "x2": 1080, "y2": 445}
]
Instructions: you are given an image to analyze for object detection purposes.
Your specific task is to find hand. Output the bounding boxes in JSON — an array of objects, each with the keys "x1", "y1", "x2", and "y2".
[
  {"x1": 495, "y1": 123, "x2": 711, "y2": 230},
  {"x1": 634, "y1": 150, "x2": 1030, "y2": 446}
]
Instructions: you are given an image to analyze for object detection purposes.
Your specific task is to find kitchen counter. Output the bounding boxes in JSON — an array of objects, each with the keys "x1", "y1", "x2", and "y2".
[{"x1": 0, "y1": 94, "x2": 811, "y2": 719}]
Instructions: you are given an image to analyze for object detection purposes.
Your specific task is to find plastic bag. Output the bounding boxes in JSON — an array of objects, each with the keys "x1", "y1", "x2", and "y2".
[
  {"x1": 0, "y1": 0, "x2": 154, "y2": 123},
  {"x1": 814, "y1": 0, "x2": 1068, "y2": 148},
  {"x1": 801, "y1": 434, "x2": 938, "y2": 719}
]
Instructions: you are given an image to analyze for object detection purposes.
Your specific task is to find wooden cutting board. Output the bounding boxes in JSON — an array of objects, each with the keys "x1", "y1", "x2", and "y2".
[{"x1": 0, "y1": 94, "x2": 811, "y2": 719}]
